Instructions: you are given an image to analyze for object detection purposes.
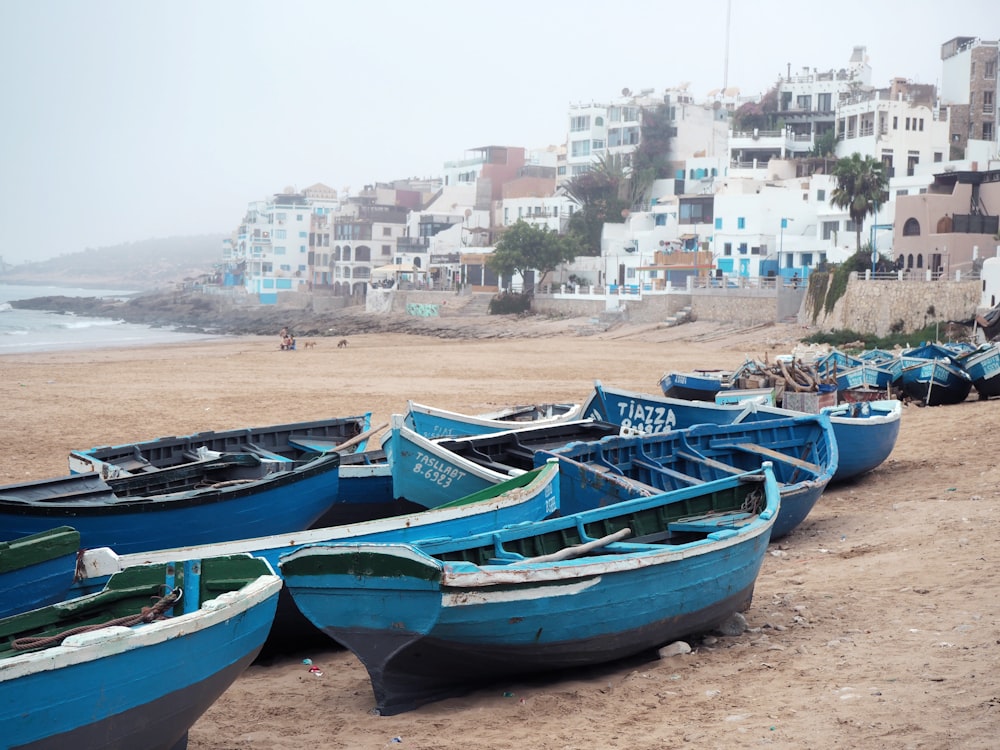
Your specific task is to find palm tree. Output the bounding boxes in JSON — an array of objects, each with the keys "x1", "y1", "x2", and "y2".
[{"x1": 830, "y1": 153, "x2": 888, "y2": 254}]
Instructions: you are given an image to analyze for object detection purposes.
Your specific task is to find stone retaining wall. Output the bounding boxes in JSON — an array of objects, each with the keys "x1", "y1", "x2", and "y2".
[{"x1": 804, "y1": 275, "x2": 981, "y2": 336}]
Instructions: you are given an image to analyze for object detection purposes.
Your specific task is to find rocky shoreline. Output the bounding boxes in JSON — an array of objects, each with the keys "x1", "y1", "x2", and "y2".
[{"x1": 9, "y1": 290, "x2": 592, "y2": 340}]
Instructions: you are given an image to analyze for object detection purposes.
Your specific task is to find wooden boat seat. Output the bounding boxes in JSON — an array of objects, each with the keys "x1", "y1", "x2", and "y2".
[
  {"x1": 709, "y1": 442, "x2": 821, "y2": 474},
  {"x1": 242, "y1": 443, "x2": 293, "y2": 462},
  {"x1": 113, "y1": 458, "x2": 159, "y2": 473},
  {"x1": 667, "y1": 511, "x2": 753, "y2": 534},
  {"x1": 675, "y1": 450, "x2": 743, "y2": 475},
  {"x1": 630, "y1": 457, "x2": 702, "y2": 487},
  {"x1": 287, "y1": 435, "x2": 341, "y2": 453}
]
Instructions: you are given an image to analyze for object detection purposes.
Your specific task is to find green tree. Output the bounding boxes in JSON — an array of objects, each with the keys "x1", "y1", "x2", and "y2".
[
  {"x1": 487, "y1": 220, "x2": 577, "y2": 294},
  {"x1": 830, "y1": 152, "x2": 889, "y2": 255},
  {"x1": 560, "y1": 165, "x2": 628, "y2": 256}
]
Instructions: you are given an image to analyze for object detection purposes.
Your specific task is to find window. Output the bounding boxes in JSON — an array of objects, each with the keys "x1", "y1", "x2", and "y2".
[
  {"x1": 275, "y1": 246, "x2": 286, "y2": 255},
  {"x1": 299, "y1": 231, "x2": 307, "y2": 238},
  {"x1": 986, "y1": 60, "x2": 996, "y2": 79},
  {"x1": 985, "y1": 122, "x2": 995, "y2": 140},
  {"x1": 715, "y1": 218, "x2": 723, "y2": 230},
  {"x1": 737, "y1": 217, "x2": 745, "y2": 229},
  {"x1": 383, "y1": 227, "x2": 392, "y2": 236},
  {"x1": 903, "y1": 218, "x2": 920, "y2": 236},
  {"x1": 594, "y1": 116, "x2": 604, "y2": 126},
  {"x1": 817, "y1": 189, "x2": 826, "y2": 201},
  {"x1": 896, "y1": 189, "x2": 909, "y2": 197},
  {"x1": 723, "y1": 242, "x2": 732, "y2": 256},
  {"x1": 738, "y1": 243, "x2": 748, "y2": 254},
  {"x1": 934, "y1": 152, "x2": 943, "y2": 162},
  {"x1": 822, "y1": 220, "x2": 838, "y2": 240},
  {"x1": 623, "y1": 126, "x2": 640, "y2": 145},
  {"x1": 571, "y1": 139, "x2": 591, "y2": 157},
  {"x1": 382, "y1": 245, "x2": 391, "y2": 256},
  {"x1": 274, "y1": 229, "x2": 287, "y2": 239},
  {"x1": 608, "y1": 128, "x2": 621, "y2": 147},
  {"x1": 570, "y1": 115, "x2": 590, "y2": 132},
  {"x1": 592, "y1": 139, "x2": 605, "y2": 150},
  {"x1": 892, "y1": 116, "x2": 898, "y2": 130},
  {"x1": 984, "y1": 91, "x2": 995, "y2": 113}
]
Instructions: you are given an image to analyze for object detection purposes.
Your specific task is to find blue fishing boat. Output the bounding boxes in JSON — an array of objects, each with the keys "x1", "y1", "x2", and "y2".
[
  {"x1": 0, "y1": 526, "x2": 81, "y2": 619},
  {"x1": 543, "y1": 414, "x2": 835, "y2": 539},
  {"x1": 0, "y1": 554, "x2": 281, "y2": 750},
  {"x1": 658, "y1": 368, "x2": 738, "y2": 402},
  {"x1": 403, "y1": 400, "x2": 584, "y2": 439},
  {"x1": 72, "y1": 461, "x2": 562, "y2": 644},
  {"x1": 384, "y1": 415, "x2": 619, "y2": 509},
  {"x1": 66, "y1": 415, "x2": 397, "y2": 527},
  {"x1": 68, "y1": 414, "x2": 372, "y2": 478},
  {"x1": 279, "y1": 463, "x2": 779, "y2": 715},
  {"x1": 584, "y1": 382, "x2": 897, "y2": 483},
  {"x1": 584, "y1": 380, "x2": 744, "y2": 434},
  {"x1": 957, "y1": 342, "x2": 1000, "y2": 399},
  {"x1": 814, "y1": 349, "x2": 864, "y2": 379},
  {"x1": 834, "y1": 362, "x2": 894, "y2": 393},
  {"x1": 898, "y1": 357, "x2": 973, "y2": 406},
  {"x1": 738, "y1": 399, "x2": 901, "y2": 483},
  {"x1": 0, "y1": 452, "x2": 341, "y2": 554}
]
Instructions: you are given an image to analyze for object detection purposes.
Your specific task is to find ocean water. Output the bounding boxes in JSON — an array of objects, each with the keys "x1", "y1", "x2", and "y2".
[{"x1": 0, "y1": 283, "x2": 221, "y2": 354}]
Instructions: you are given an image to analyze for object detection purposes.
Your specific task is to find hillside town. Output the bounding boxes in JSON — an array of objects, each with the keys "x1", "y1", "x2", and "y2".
[{"x1": 211, "y1": 36, "x2": 1000, "y2": 321}]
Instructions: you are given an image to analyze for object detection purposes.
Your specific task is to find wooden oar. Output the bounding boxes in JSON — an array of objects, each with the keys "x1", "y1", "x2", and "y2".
[
  {"x1": 519, "y1": 527, "x2": 632, "y2": 564},
  {"x1": 336, "y1": 422, "x2": 389, "y2": 454}
]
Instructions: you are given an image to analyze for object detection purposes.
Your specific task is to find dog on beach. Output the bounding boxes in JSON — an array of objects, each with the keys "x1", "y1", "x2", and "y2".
[
  {"x1": 302, "y1": 341, "x2": 316, "y2": 349},
  {"x1": 337, "y1": 339, "x2": 349, "y2": 348}
]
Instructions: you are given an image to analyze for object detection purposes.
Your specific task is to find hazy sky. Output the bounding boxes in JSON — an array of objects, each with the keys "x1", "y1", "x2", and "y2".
[{"x1": 0, "y1": 0, "x2": 993, "y2": 263}]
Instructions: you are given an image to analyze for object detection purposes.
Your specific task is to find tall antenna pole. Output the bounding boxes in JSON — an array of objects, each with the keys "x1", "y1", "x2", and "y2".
[{"x1": 723, "y1": 0, "x2": 732, "y2": 90}]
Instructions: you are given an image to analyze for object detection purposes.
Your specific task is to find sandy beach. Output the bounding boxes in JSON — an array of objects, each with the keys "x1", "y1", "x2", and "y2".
[{"x1": 3, "y1": 320, "x2": 998, "y2": 749}]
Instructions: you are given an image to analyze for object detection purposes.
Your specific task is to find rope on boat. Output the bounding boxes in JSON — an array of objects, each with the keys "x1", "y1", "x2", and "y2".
[{"x1": 11, "y1": 587, "x2": 183, "y2": 652}]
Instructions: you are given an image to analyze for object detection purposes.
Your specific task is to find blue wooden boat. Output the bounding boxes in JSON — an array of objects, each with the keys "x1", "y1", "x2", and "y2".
[
  {"x1": 542, "y1": 414, "x2": 835, "y2": 539},
  {"x1": 658, "y1": 368, "x2": 738, "y2": 402},
  {"x1": 834, "y1": 362, "x2": 894, "y2": 393},
  {"x1": 403, "y1": 400, "x2": 584, "y2": 439},
  {"x1": 279, "y1": 463, "x2": 779, "y2": 715},
  {"x1": 814, "y1": 349, "x2": 864, "y2": 379},
  {"x1": 72, "y1": 461, "x2": 562, "y2": 644},
  {"x1": 584, "y1": 382, "x2": 897, "y2": 483},
  {"x1": 0, "y1": 452, "x2": 341, "y2": 554},
  {"x1": 68, "y1": 414, "x2": 372, "y2": 478},
  {"x1": 384, "y1": 415, "x2": 620, "y2": 509},
  {"x1": 0, "y1": 554, "x2": 281, "y2": 750},
  {"x1": 957, "y1": 342, "x2": 1000, "y2": 399},
  {"x1": 584, "y1": 380, "x2": 744, "y2": 434},
  {"x1": 66, "y1": 415, "x2": 398, "y2": 528},
  {"x1": 898, "y1": 357, "x2": 973, "y2": 406},
  {"x1": 0, "y1": 526, "x2": 81, "y2": 619}
]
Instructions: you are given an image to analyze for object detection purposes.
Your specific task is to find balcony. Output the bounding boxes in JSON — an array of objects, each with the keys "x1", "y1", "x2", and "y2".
[{"x1": 397, "y1": 236, "x2": 430, "y2": 252}]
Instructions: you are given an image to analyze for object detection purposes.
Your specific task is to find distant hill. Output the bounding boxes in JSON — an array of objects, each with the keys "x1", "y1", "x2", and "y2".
[{"x1": 0, "y1": 235, "x2": 224, "y2": 290}]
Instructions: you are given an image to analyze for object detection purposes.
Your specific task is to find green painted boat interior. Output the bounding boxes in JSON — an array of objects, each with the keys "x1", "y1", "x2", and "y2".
[
  {"x1": 435, "y1": 480, "x2": 766, "y2": 565},
  {"x1": 0, "y1": 554, "x2": 272, "y2": 658},
  {"x1": 0, "y1": 526, "x2": 81, "y2": 575}
]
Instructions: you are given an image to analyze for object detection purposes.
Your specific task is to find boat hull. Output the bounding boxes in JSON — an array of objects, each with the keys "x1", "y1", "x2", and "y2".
[
  {"x1": 959, "y1": 344, "x2": 1000, "y2": 399},
  {"x1": 0, "y1": 454, "x2": 342, "y2": 554},
  {"x1": 0, "y1": 566, "x2": 280, "y2": 750},
  {"x1": 281, "y1": 467, "x2": 778, "y2": 714},
  {"x1": 585, "y1": 383, "x2": 896, "y2": 484},
  {"x1": 899, "y1": 360, "x2": 972, "y2": 406},
  {"x1": 0, "y1": 527, "x2": 82, "y2": 619}
]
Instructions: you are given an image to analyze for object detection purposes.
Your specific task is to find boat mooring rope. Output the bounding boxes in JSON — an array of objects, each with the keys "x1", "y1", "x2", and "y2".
[{"x1": 11, "y1": 586, "x2": 183, "y2": 652}]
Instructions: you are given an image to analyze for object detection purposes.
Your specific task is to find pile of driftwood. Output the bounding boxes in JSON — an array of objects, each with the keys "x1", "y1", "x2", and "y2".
[{"x1": 736, "y1": 355, "x2": 838, "y2": 402}]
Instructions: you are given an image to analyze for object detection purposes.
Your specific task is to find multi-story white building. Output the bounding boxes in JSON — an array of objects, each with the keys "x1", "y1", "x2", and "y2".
[
  {"x1": 940, "y1": 36, "x2": 999, "y2": 157},
  {"x1": 729, "y1": 47, "x2": 872, "y2": 176},
  {"x1": 835, "y1": 78, "x2": 951, "y2": 177},
  {"x1": 225, "y1": 187, "x2": 339, "y2": 303}
]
